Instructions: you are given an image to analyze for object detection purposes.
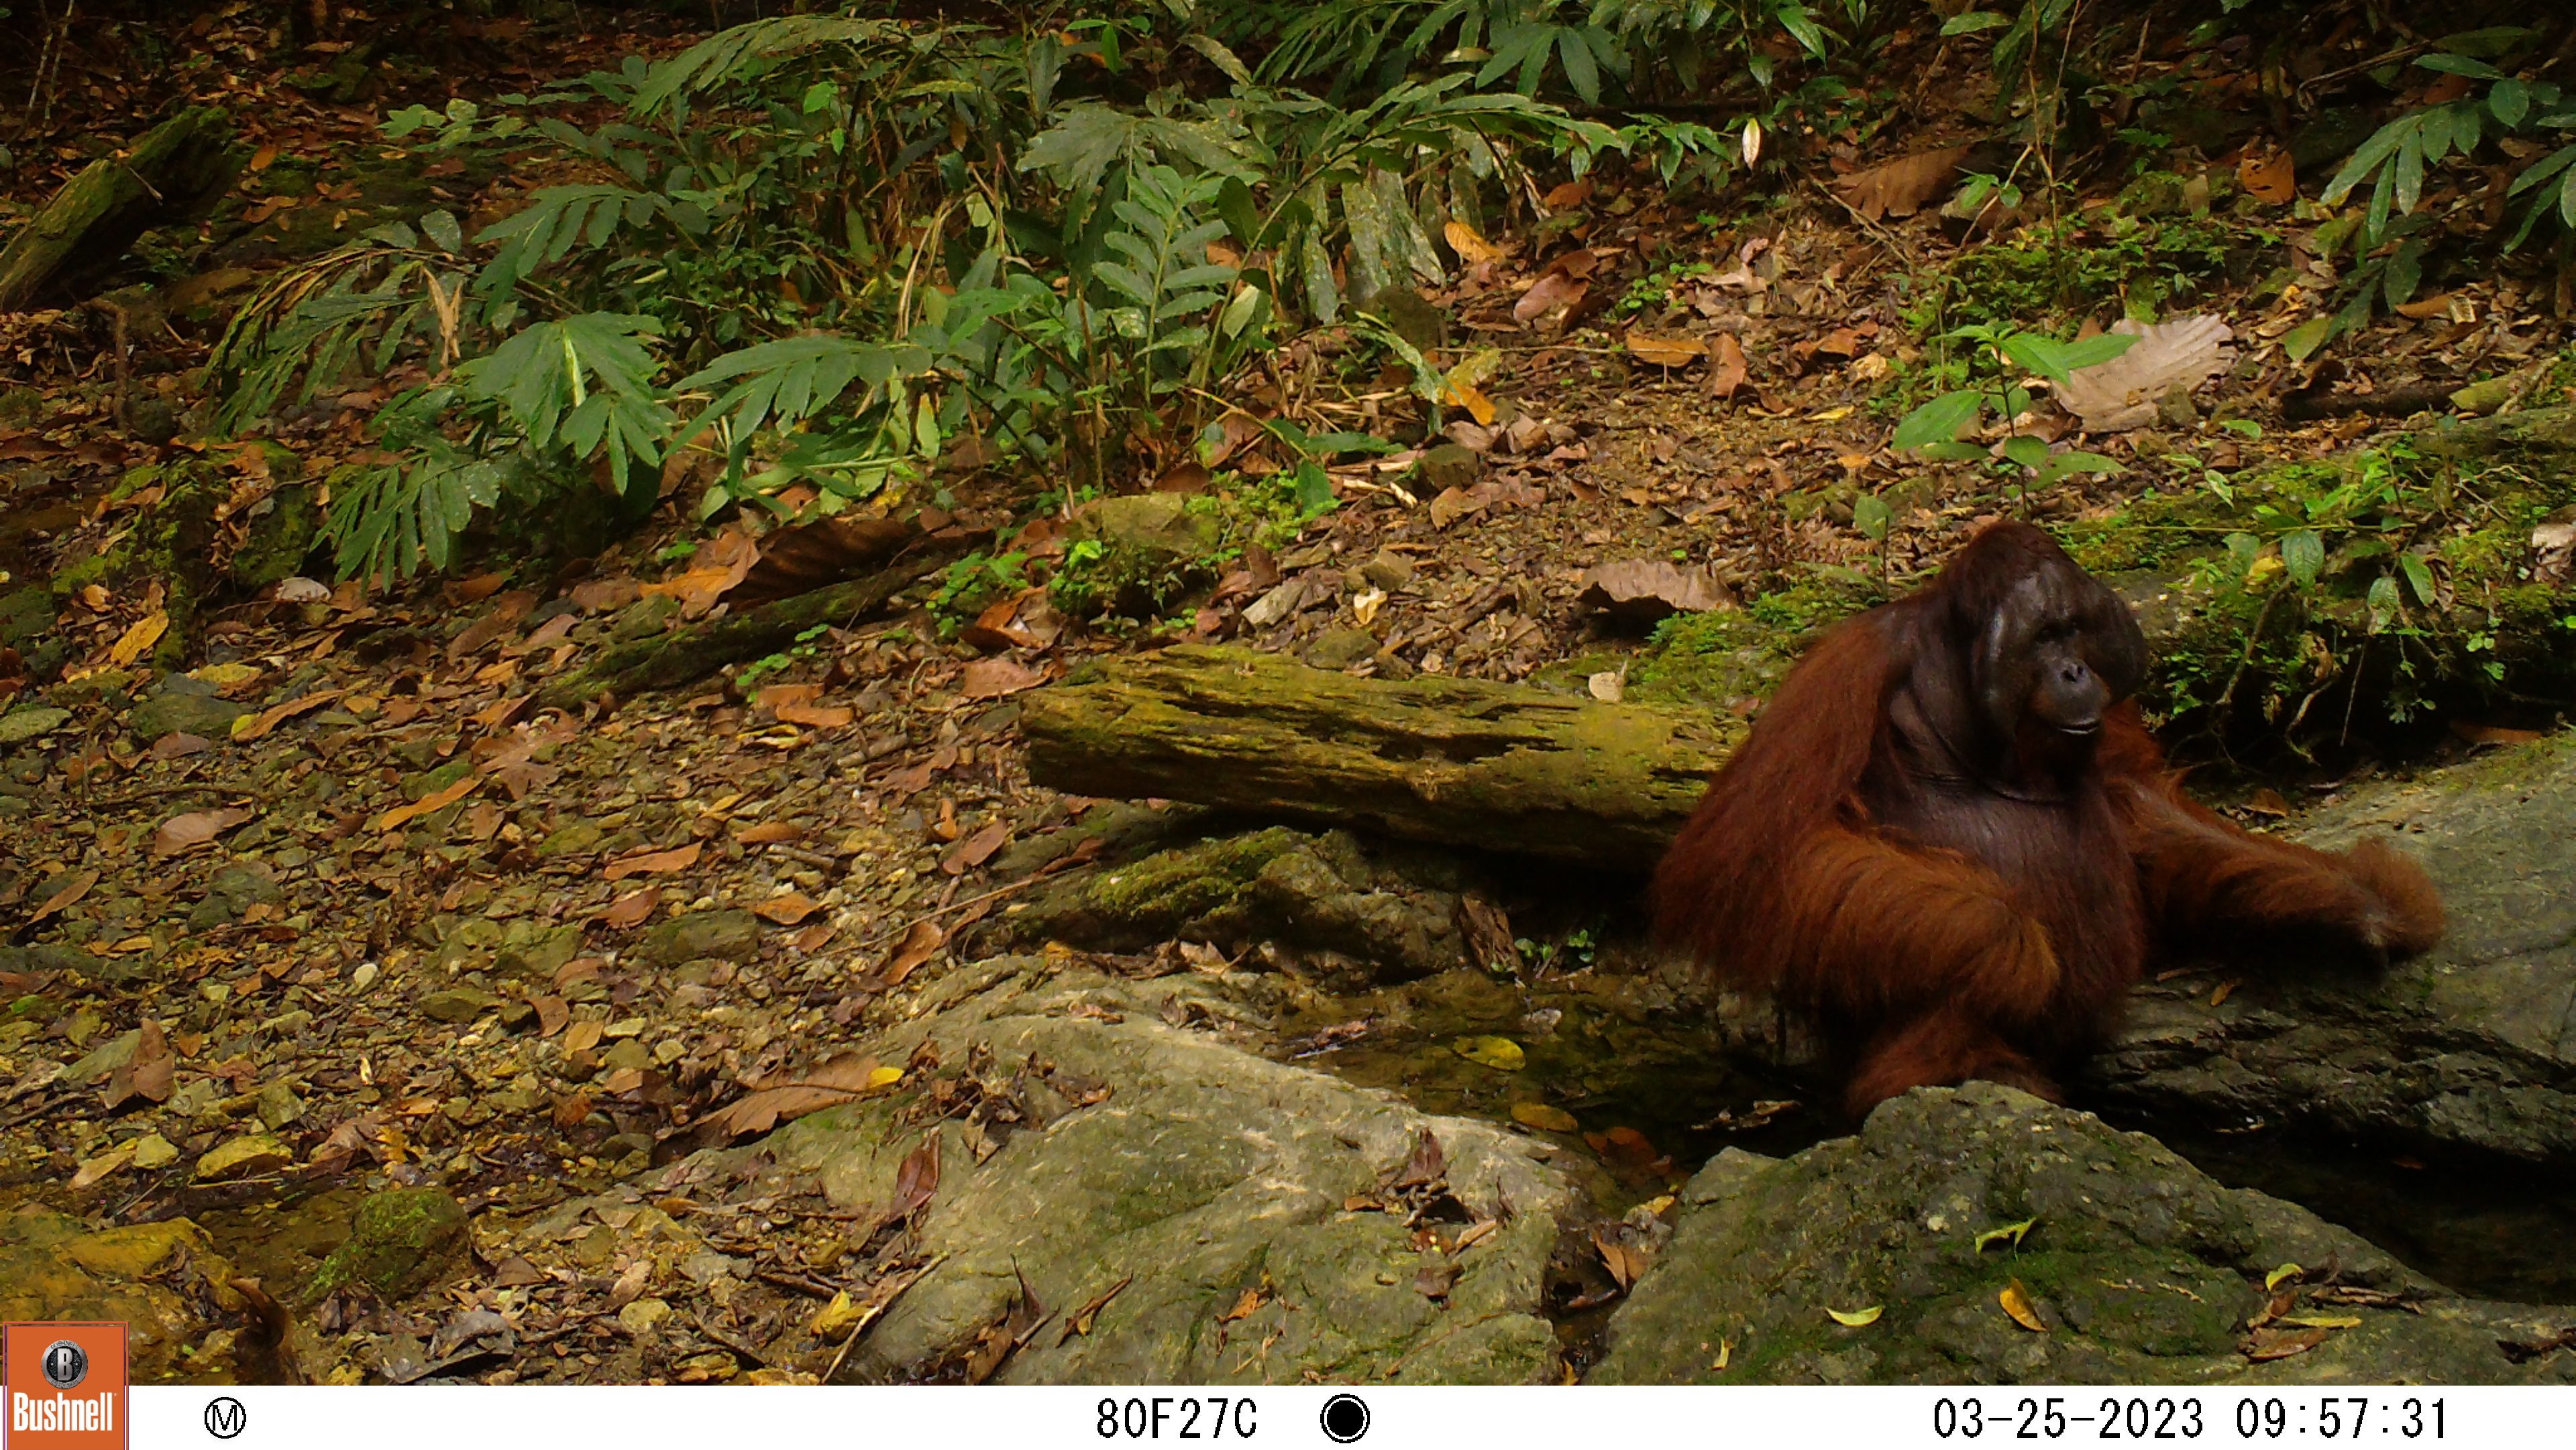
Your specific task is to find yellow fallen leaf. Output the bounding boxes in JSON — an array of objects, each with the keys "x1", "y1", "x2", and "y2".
[
  {"x1": 1825, "y1": 1305, "x2": 1882, "y2": 1327},
  {"x1": 2279, "y1": 1314, "x2": 2363, "y2": 1329},
  {"x1": 2000, "y1": 1278, "x2": 2047, "y2": 1332},
  {"x1": 1974, "y1": 1216, "x2": 2037, "y2": 1253},
  {"x1": 808, "y1": 1290, "x2": 865, "y2": 1340},
  {"x1": 107, "y1": 610, "x2": 168, "y2": 668},
  {"x1": 866, "y1": 1065, "x2": 904, "y2": 1090},
  {"x1": 1452, "y1": 1036, "x2": 1525, "y2": 1071},
  {"x1": 70, "y1": 1141, "x2": 138, "y2": 1192},
  {"x1": 1439, "y1": 347, "x2": 1502, "y2": 426},
  {"x1": 189, "y1": 661, "x2": 264, "y2": 689},
  {"x1": 1511, "y1": 1101, "x2": 1579, "y2": 1133},
  {"x1": 1444, "y1": 219, "x2": 1501, "y2": 266},
  {"x1": 2264, "y1": 1262, "x2": 2304, "y2": 1291}
]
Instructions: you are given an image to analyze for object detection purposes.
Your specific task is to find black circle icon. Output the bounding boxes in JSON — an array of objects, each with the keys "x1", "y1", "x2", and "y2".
[
  {"x1": 1319, "y1": 1393, "x2": 1371, "y2": 1443},
  {"x1": 204, "y1": 1396, "x2": 248, "y2": 1439},
  {"x1": 40, "y1": 1339, "x2": 88, "y2": 1390}
]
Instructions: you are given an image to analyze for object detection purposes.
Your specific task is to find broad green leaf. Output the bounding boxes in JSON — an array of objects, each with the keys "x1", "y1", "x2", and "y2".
[
  {"x1": 1893, "y1": 390, "x2": 1984, "y2": 450},
  {"x1": 2414, "y1": 52, "x2": 2503, "y2": 78},
  {"x1": 1854, "y1": 493, "x2": 1891, "y2": 541},
  {"x1": 419, "y1": 209, "x2": 463, "y2": 254},
  {"x1": 2491, "y1": 78, "x2": 2531, "y2": 128},
  {"x1": 1940, "y1": 10, "x2": 2011, "y2": 35},
  {"x1": 2400, "y1": 552, "x2": 2439, "y2": 606},
  {"x1": 2367, "y1": 575, "x2": 2402, "y2": 634},
  {"x1": 2282, "y1": 316, "x2": 2334, "y2": 362},
  {"x1": 2000, "y1": 434, "x2": 2051, "y2": 469},
  {"x1": 2281, "y1": 528, "x2": 2324, "y2": 587}
]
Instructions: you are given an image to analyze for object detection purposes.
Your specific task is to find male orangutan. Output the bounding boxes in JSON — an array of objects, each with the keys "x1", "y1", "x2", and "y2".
[{"x1": 1653, "y1": 521, "x2": 2443, "y2": 1117}]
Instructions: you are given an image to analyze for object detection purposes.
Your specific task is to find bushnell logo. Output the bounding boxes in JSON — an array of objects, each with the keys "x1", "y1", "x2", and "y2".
[{"x1": 40, "y1": 1339, "x2": 88, "y2": 1391}]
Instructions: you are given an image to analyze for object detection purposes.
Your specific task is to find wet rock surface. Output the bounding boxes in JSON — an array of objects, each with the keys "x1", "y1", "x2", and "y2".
[
  {"x1": 2092, "y1": 736, "x2": 2576, "y2": 1164},
  {"x1": 1593, "y1": 1084, "x2": 2576, "y2": 1384},
  {"x1": 741, "y1": 958, "x2": 1576, "y2": 1384}
]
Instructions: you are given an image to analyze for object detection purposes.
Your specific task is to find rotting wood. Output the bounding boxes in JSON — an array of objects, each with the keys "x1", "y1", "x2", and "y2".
[
  {"x1": 1020, "y1": 645, "x2": 1738, "y2": 869},
  {"x1": 0, "y1": 107, "x2": 237, "y2": 310},
  {"x1": 539, "y1": 545, "x2": 963, "y2": 707}
]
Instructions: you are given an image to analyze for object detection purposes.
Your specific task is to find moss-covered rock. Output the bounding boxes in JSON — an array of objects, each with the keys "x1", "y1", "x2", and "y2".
[
  {"x1": 1010, "y1": 826, "x2": 1470, "y2": 982},
  {"x1": 229, "y1": 482, "x2": 319, "y2": 590},
  {"x1": 307, "y1": 1187, "x2": 468, "y2": 1302},
  {"x1": 2063, "y1": 408, "x2": 2576, "y2": 746},
  {"x1": 1594, "y1": 1084, "x2": 2576, "y2": 1384},
  {"x1": 729, "y1": 957, "x2": 1574, "y2": 1384}
]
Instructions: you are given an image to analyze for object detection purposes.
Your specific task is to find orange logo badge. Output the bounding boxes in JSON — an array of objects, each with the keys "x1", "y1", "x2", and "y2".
[{"x1": 3, "y1": 1323, "x2": 127, "y2": 1450}]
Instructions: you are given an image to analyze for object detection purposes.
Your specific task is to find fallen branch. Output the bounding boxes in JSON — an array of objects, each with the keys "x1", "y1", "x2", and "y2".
[
  {"x1": 539, "y1": 544, "x2": 964, "y2": 707},
  {"x1": 1020, "y1": 645, "x2": 1737, "y2": 869}
]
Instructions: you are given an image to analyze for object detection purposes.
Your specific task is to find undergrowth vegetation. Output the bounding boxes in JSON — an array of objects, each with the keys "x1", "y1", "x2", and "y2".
[{"x1": 174, "y1": 0, "x2": 2576, "y2": 760}]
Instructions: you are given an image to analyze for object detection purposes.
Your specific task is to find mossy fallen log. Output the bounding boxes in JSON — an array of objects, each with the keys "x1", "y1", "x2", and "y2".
[
  {"x1": 1020, "y1": 645, "x2": 1737, "y2": 868},
  {"x1": 0, "y1": 107, "x2": 236, "y2": 310},
  {"x1": 539, "y1": 545, "x2": 962, "y2": 707}
]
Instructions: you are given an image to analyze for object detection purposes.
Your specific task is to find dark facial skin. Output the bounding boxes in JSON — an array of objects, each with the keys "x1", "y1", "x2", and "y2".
[{"x1": 1967, "y1": 562, "x2": 2143, "y2": 751}]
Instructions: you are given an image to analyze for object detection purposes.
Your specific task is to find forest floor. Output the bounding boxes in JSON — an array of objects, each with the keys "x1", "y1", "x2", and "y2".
[{"x1": 3, "y1": 5, "x2": 2574, "y2": 1384}]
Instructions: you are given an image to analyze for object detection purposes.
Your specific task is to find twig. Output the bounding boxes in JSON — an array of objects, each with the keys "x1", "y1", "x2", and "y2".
[
  {"x1": 1807, "y1": 178, "x2": 1920, "y2": 273},
  {"x1": 822, "y1": 1254, "x2": 945, "y2": 1384}
]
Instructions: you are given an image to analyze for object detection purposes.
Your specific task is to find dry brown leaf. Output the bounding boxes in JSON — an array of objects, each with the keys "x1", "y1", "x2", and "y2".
[
  {"x1": 1512, "y1": 271, "x2": 1588, "y2": 326},
  {"x1": 231, "y1": 687, "x2": 343, "y2": 743},
  {"x1": 1542, "y1": 178, "x2": 1593, "y2": 210},
  {"x1": 372, "y1": 773, "x2": 481, "y2": 832},
  {"x1": 883, "y1": 920, "x2": 943, "y2": 985},
  {"x1": 602, "y1": 842, "x2": 703, "y2": 881},
  {"x1": 568, "y1": 577, "x2": 641, "y2": 613},
  {"x1": 2238, "y1": 146, "x2": 2298, "y2": 204},
  {"x1": 775, "y1": 702, "x2": 854, "y2": 728},
  {"x1": 640, "y1": 530, "x2": 759, "y2": 618},
  {"x1": 445, "y1": 591, "x2": 538, "y2": 658},
  {"x1": 1625, "y1": 330, "x2": 1707, "y2": 368},
  {"x1": 756, "y1": 683, "x2": 822, "y2": 710},
  {"x1": 1059, "y1": 1276, "x2": 1135, "y2": 1343},
  {"x1": 959, "y1": 657, "x2": 1044, "y2": 700},
  {"x1": 2243, "y1": 1326, "x2": 2330, "y2": 1361},
  {"x1": 29, "y1": 869, "x2": 100, "y2": 925},
  {"x1": 1834, "y1": 144, "x2": 1974, "y2": 221},
  {"x1": 940, "y1": 818, "x2": 1010, "y2": 876},
  {"x1": 153, "y1": 807, "x2": 253, "y2": 856},
  {"x1": 600, "y1": 886, "x2": 659, "y2": 932},
  {"x1": 2053, "y1": 315, "x2": 2236, "y2": 432},
  {"x1": 1705, "y1": 333, "x2": 1750, "y2": 398},
  {"x1": 1579, "y1": 561, "x2": 1734, "y2": 624},
  {"x1": 733, "y1": 821, "x2": 804, "y2": 845},
  {"x1": 753, "y1": 893, "x2": 821, "y2": 926}
]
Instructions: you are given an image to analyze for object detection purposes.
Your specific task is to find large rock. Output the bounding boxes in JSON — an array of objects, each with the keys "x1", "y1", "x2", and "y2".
[
  {"x1": 635, "y1": 909, "x2": 761, "y2": 968},
  {"x1": 131, "y1": 676, "x2": 248, "y2": 741},
  {"x1": 1593, "y1": 1084, "x2": 2576, "y2": 1384},
  {"x1": 757, "y1": 957, "x2": 1575, "y2": 1384},
  {"x1": 1008, "y1": 826, "x2": 1469, "y2": 983},
  {"x1": 2093, "y1": 736, "x2": 2576, "y2": 1164},
  {"x1": 308, "y1": 1188, "x2": 468, "y2": 1301},
  {"x1": 0, "y1": 1207, "x2": 246, "y2": 1382}
]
